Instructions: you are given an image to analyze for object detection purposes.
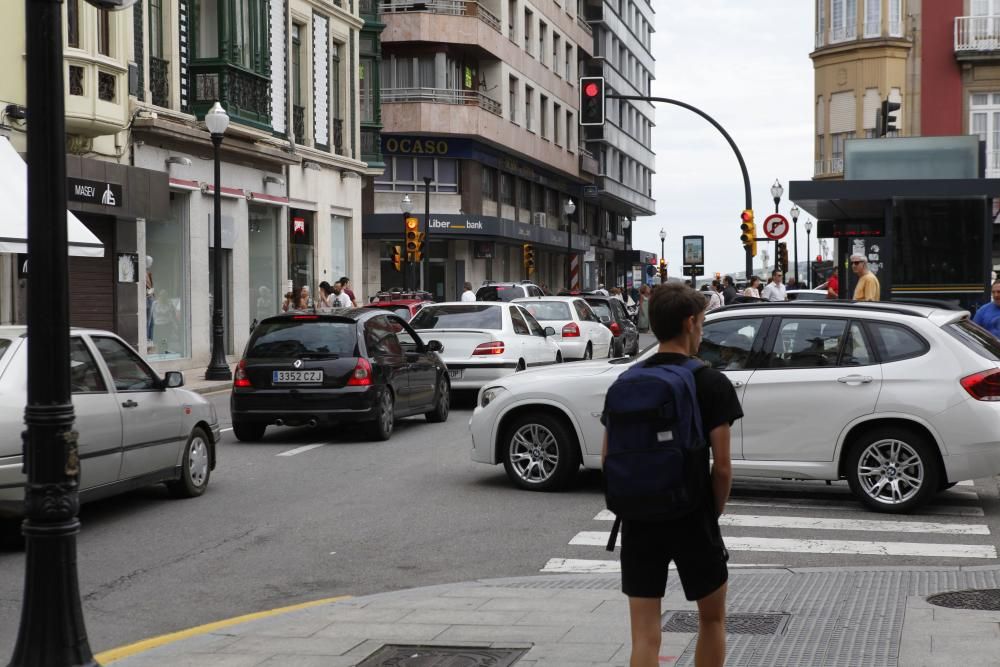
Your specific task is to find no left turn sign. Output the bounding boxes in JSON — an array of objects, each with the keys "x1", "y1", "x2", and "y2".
[{"x1": 763, "y1": 214, "x2": 789, "y2": 240}]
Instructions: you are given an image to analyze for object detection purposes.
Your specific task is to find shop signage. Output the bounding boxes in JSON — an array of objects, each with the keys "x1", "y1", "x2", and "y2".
[
  {"x1": 382, "y1": 138, "x2": 451, "y2": 155},
  {"x1": 68, "y1": 177, "x2": 122, "y2": 207},
  {"x1": 293, "y1": 217, "x2": 306, "y2": 235},
  {"x1": 584, "y1": 247, "x2": 596, "y2": 262},
  {"x1": 362, "y1": 214, "x2": 588, "y2": 251}
]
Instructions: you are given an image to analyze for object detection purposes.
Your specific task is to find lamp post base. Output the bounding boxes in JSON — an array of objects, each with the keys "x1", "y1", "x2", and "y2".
[{"x1": 205, "y1": 365, "x2": 232, "y2": 381}]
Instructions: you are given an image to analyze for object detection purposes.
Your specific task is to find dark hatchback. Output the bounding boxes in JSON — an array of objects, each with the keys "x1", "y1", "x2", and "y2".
[
  {"x1": 582, "y1": 295, "x2": 640, "y2": 357},
  {"x1": 230, "y1": 309, "x2": 450, "y2": 442}
]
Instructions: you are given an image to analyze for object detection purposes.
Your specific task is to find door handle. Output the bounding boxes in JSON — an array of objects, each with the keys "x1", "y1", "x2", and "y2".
[
  {"x1": 731, "y1": 380, "x2": 744, "y2": 388},
  {"x1": 837, "y1": 375, "x2": 873, "y2": 384},
  {"x1": 121, "y1": 399, "x2": 138, "y2": 408}
]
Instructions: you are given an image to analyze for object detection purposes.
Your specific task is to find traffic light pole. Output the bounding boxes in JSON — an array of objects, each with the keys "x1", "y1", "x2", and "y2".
[{"x1": 607, "y1": 94, "x2": 753, "y2": 280}]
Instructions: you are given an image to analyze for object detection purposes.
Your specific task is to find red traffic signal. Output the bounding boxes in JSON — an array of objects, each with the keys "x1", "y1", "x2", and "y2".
[{"x1": 579, "y1": 77, "x2": 606, "y2": 127}]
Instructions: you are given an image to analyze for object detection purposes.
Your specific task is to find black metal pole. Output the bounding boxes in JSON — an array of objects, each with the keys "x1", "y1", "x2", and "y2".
[
  {"x1": 566, "y1": 211, "x2": 572, "y2": 290},
  {"x1": 205, "y1": 134, "x2": 231, "y2": 380},
  {"x1": 422, "y1": 176, "x2": 432, "y2": 294},
  {"x1": 793, "y1": 217, "x2": 799, "y2": 285},
  {"x1": 806, "y1": 230, "x2": 812, "y2": 289},
  {"x1": 10, "y1": 0, "x2": 97, "y2": 664},
  {"x1": 402, "y1": 213, "x2": 409, "y2": 292},
  {"x1": 660, "y1": 237, "x2": 665, "y2": 281},
  {"x1": 773, "y1": 197, "x2": 780, "y2": 274}
]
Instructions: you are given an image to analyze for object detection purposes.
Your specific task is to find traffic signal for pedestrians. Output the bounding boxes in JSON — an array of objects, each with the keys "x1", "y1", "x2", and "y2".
[
  {"x1": 777, "y1": 242, "x2": 789, "y2": 274},
  {"x1": 579, "y1": 77, "x2": 606, "y2": 126},
  {"x1": 392, "y1": 244, "x2": 402, "y2": 272},
  {"x1": 879, "y1": 99, "x2": 900, "y2": 136},
  {"x1": 523, "y1": 243, "x2": 536, "y2": 273},
  {"x1": 405, "y1": 217, "x2": 421, "y2": 261},
  {"x1": 740, "y1": 209, "x2": 757, "y2": 257},
  {"x1": 659, "y1": 258, "x2": 667, "y2": 281}
]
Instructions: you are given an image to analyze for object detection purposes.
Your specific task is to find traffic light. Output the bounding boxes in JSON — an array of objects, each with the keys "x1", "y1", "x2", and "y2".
[
  {"x1": 579, "y1": 76, "x2": 606, "y2": 127},
  {"x1": 777, "y1": 242, "x2": 789, "y2": 274},
  {"x1": 412, "y1": 232, "x2": 425, "y2": 262},
  {"x1": 659, "y1": 258, "x2": 667, "y2": 281},
  {"x1": 392, "y1": 245, "x2": 402, "y2": 272},
  {"x1": 523, "y1": 243, "x2": 536, "y2": 274},
  {"x1": 404, "y1": 216, "x2": 420, "y2": 261},
  {"x1": 879, "y1": 99, "x2": 901, "y2": 136},
  {"x1": 740, "y1": 209, "x2": 757, "y2": 257}
]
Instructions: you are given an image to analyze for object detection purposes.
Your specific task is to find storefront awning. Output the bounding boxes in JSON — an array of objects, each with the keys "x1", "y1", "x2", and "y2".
[{"x1": 0, "y1": 137, "x2": 104, "y2": 258}]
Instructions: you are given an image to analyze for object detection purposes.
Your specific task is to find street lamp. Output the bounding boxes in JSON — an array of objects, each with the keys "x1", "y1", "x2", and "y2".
[
  {"x1": 622, "y1": 217, "x2": 632, "y2": 289},
  {"x1": 790, "y1": 204, "x2": 800, "y2": 285},
  {"x1": 400, "y1": 195, "x2": 413, "y2": 290},
  {"x1": 770, "y1": 179, "x2": 783, "y2": 271},
  {"x1": 805, "y1": 219, "x2": 814, "y2": 289},
  {"x1": 659, "y1": 227, "x2": 666, "y2": 260},
  {"x1": 12, "y1": 0, "x2": 135, "y2": 664},
  {"x1": 204, "y1": 102, "x2": 231, "y2": 381},
  {"x1": 421, "y1": 177, "x2": 433, "y2": 294},
  {"x1": 564, "y1": 199, "x2": 576, "y2": 290}
]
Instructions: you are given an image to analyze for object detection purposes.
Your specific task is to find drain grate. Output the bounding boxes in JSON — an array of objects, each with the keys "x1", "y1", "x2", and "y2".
[
  {"x1": 927, "y1": 588, "x2": 1000, "y2": 611},
  {"x1": 662, "y1": 611, "x2": 790, "y2": 635},
  {"x1": 355, "y1": 644, "x2": 528, "y2": 666}
]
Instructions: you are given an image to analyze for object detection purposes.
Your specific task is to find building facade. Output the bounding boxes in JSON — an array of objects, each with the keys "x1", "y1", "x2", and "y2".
[{"x1": 0, "y1": 0, "x2": 370, "y2": 371}]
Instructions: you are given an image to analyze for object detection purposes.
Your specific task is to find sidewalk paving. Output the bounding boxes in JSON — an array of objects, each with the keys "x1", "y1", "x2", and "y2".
[{"x1": 105, "y1": 565, "x2": 1000, "y2": 666}]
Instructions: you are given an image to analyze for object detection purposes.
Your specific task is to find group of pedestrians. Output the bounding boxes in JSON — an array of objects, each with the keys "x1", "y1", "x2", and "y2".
[{"x1": 281, "y1": 276, "x2": 357, "y2": 312}]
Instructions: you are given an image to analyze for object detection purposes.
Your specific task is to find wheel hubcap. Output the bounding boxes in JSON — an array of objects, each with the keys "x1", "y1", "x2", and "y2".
[
  {"x1": 509, "y1": 424, "x2": 559, "y2": 484},
  {"x1": 188, "y1": 437, "x2": 209, "y2": 487},
  {"x1": 857, "y1": 439, "x2": 923, "y2": 505}
]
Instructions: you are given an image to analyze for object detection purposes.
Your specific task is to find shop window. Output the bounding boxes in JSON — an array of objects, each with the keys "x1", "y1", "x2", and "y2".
[
  {"x1": 289, "y1": 211, "x2": 315, "y2": 300},
  {"x1": 330, "y1": 215, "x2": 349, "y2": 284},
  {"x1": 146, "y1": 194, "x2": 190, "y2": 360},
  {"x1": 482, "y1": 166, "x2": 496, "y2": 201},
  {"x1": 248, "y1": 205, "x2": 280, "y2": 322}
]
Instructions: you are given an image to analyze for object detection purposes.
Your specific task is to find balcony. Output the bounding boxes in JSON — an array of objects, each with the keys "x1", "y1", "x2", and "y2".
[
  {"x1": 382, "y1": 87, "x2": 502, "y2": 116},
  {"x1": 361, "y1": 126, "x2": 383, "y2": 166},
  {"x1": 579, "y1": 146, "x2": 599, "y2": 177},
  {"x1": 380, "y1": 0, "x2": 501, "y2": 34},
  {"x1": 814, "y1": 157, "x2": 845, "y2": 177},
  {"x1": 955, "y1": 16, "x2": 1000, "y2": 59},
  {"x1": 150, "y1": 56, "x2": 170, "y2": 108},
  {"x1": 815, "y1": 20, "x2": 904, "y2": 49},
  {"x1": 189, "y1": 62, "x2": 271, "y2": 130}
]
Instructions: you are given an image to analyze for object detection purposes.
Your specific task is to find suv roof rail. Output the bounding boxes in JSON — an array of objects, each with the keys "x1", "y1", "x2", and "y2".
[{"x1": 719, "y1": 300, "x2": 932, "y2": 318}]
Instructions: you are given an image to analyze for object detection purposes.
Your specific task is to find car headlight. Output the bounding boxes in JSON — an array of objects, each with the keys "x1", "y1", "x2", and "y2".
[{"x1": 480, "y1": 386, "x2": 507, "y2": 408}]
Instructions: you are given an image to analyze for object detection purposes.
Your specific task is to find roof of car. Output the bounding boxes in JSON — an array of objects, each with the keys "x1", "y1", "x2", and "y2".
[
  {"x1": 0, "y1": 326, "x2": 119, "y2": 338},
  {"x1": 418, "y1": 301, "x2": 504, "y2": 308},
  {"x1": 260, "y1": 308, "x2": 377, "y2": 323},
  {"x1": 512, "y1": 296, "x2": 583, "y2": 302},
  {"x1": 713, "y1": 300, "x2": 942, "y2": 318}
]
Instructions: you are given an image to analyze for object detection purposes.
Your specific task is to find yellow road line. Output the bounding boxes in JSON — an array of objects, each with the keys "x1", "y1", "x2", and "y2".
[{"x1": 95, "y1": 594, "x2": 352, "y2": 664}]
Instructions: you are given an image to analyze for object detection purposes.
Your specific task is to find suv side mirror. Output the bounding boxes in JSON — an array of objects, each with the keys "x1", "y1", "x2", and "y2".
[
  {"x1": 163, "y1": 371, "x2": 184, "y2": 388},
  {"x1": 427, "y1": 340, "x2": 444, "y2": 353},
  {"x1": 543, "y1": 326, "x2": 556, "y2": 337}
]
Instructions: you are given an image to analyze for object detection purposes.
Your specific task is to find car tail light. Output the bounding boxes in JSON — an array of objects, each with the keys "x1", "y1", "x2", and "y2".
[
  {"x1": 473, "y1": 341, "x2": 505, "y2": 355},
  {"x1": 960, "y1": 368, "x2": 1000, "y2": 401},
  {"x1": 347, "y1": 358, "x2": 373, "y2": 386},
  {"x1": 234, "y1": 359, "x2": 251, "y2": 388},
  {"x1": 610, "y1": 322, "x2": 622, "y2": 336},
  {"x1": 293, "y1": 315, "x2": 318, "y2": 320},
  {"x1": 561, "y1": 323, "x2": 580, "y2": 338}
]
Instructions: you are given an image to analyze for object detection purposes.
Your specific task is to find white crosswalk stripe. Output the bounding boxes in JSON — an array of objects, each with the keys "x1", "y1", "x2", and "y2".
[{"x1": 543, "y1": 480, "x2": 993, "y2": 573}]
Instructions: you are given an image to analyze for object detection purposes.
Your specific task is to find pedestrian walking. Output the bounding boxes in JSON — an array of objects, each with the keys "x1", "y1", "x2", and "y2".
[
  {"x1": 636, "y1": 284, "x2": 651, "y2": 333},
  {"x1": 722, "y1": 276, "x2": 737, "y2": 305},
  {"x1": 816, "y1": 271, "x2": 839, "y2": 299},
  {"x1": 706, "y1": 280, "x2": 724, "y2": 312},
  {"x1": 461, "y1": 282, "x2": 476, "y2": 302},
  {"x1": 742, "y1": 276, "x2": 761, "y2": 299},
  {"x1": 339, "y1": 276, "x2": 358, "y2": 306},
  {"x1": 851, "y1": 255, "x2": 881, "y2": 301},
  {"x1": 973, "y1": 279, "x2": 1000, "y2": 337},
  {"x1": 601, "y1": 283, "x2": 740, "y2": 667},
  {"x1": 761, "y1": 269, "x2": 787, "y2": 301}
]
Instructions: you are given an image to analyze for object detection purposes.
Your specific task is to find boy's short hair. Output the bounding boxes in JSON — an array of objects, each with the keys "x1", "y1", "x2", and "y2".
[{"x1": 648, "y1": 283, "x2": 707, "y2": 342}]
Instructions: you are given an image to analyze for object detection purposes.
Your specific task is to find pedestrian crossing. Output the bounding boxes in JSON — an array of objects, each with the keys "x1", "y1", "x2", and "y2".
[{"x1": 541, "y1": 480, "x2": 996, "y2": 574}]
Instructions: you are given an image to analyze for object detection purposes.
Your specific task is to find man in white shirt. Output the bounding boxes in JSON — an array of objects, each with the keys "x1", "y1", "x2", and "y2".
[
  {"x1": 760, "y1": 269, "x2": 787, "y2": 302},
  {"x1": 460, "y1": 282, "x2": 476, "y2": 302},
  {"x1": 332, "y1": 282, "x2": 352, "y2": 307}
]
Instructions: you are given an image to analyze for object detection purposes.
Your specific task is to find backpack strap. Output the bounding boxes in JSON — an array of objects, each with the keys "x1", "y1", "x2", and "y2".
[{"x1": 606, "y1": 515, "x2": 621, "y2": 552}]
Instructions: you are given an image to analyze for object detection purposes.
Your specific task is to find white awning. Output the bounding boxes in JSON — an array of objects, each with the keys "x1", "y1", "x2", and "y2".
[{"x1": 0, "y1": 137, "x2": 104, "y2": 258}]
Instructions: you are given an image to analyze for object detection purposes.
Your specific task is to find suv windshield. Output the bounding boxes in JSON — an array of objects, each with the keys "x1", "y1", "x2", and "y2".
[
  {"x1": 519, "y1": 301, "x2": 571, "y2": 321},
  {"x1": 476, "y1": 285, "x2": 524, "y2": 302},
  {"x1": 247, "y1": 320, "x2": 359, "y2": 359},
  {"x1": 947, "y1": 319, "x2": 1000, "y2": 361},
  {"x1": 411, "y1": 305, "x2": 502, "y2": 329}
]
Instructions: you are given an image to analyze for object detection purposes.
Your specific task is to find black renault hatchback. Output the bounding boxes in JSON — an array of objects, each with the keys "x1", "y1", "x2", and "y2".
[{"x1": 230, "y1": 309, "x2": 450, "y2": 442}]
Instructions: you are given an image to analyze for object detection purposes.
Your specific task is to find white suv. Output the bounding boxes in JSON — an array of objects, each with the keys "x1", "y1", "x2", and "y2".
[
  {"x1": 475, "y1": 282, "x2": 544, "y2": 302},
  {"x1": 469, "y1": 301, "x2": 1000, "y2": 512}
]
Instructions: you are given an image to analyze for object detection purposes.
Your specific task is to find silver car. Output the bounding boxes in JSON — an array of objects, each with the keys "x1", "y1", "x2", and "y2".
[{"x1": 0, "y1": 327, "x2": 220, "y2": 519}]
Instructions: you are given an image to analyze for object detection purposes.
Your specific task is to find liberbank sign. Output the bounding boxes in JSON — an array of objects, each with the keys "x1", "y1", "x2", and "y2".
[{"x1": 364, "y1": 214, "x2": 589, "y2": 251}]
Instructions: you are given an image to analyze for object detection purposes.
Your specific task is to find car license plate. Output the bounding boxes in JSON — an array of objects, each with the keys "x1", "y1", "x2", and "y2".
[
  {"x1": 272, "y1": 370, "x2": 323, "y2": 384},
  {"x1": 448, "y1": 369, "x2": 463, "y2": 380}
]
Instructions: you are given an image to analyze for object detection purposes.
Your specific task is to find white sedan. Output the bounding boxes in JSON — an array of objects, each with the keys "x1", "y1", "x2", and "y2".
[
  {"x1": 0, "y1": 327, "x2": 220, "y2": 519},
  {"x1": 470, "y1": 301, "x2": 1000, "y2": 513},
  {"x1": 513, "y1": 296, "x2": 613, "y2": 361},
  {"x1": 410, "y1": 302, "x2": 562, "y2": 390}
]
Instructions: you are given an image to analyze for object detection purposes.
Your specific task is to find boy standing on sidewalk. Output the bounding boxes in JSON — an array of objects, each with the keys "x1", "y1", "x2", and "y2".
[{"x1": 602, "y1": 283, "x2": 742, "y2": 667}]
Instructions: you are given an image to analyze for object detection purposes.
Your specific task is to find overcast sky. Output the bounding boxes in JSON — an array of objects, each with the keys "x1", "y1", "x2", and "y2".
[{"x1": 635, "y1": 0, "x2": 817, "y2": 282}]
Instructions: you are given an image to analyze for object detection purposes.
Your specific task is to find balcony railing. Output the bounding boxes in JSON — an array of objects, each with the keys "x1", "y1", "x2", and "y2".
[
  {"x1": 956, "y1": 15, "x2": 1000, "y2": 53},
  {"x1": 150, "y1": 56, "x2": 170, "y2": 108},
  {"x1": 190, "y1": 62, "x2": 270, "y2": 128},
  {"x1": 380, "y1": 0, "x2": 501, "y2": 34},
  {"x1": 382, "y1": 87, "x2": 502, "y2": 116},
  {"x1": 359, "y1": 0, "x2": 378, "y2": 15},
  {"x1": 293, "y1": 104, "x2": 306, "y2": 143},
  {"x1": 829, "y1": 25, "x2": 858, "y2": 43},
  {"x1": 814, "y1": 157, "x2": 845, "y2": 177},
  {"x1": 361, "y1": 126, "x2": 382, "y2": 163}
]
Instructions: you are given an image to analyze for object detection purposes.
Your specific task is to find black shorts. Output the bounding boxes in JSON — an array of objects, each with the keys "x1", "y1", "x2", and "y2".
[{"x1": 620, "y1": 512, "x2": 728, "y2": 601}]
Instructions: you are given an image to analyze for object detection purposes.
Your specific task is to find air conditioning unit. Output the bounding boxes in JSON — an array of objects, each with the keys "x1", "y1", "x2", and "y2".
[{"x1": 533, "y1": 212, "x2": 547, "y2": 226}]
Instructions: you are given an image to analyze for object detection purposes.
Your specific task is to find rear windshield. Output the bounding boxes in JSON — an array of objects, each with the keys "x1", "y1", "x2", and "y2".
[
  {"x1": 411, "y1": 305, "x2": 502, "y2": 330},
  {"x1": 586, "y1": 300, "x2": 613, "y2": 319},
  {"x1": 947, "y1": 319, "x2": 1000, "y2": 361},
  {"x1": 247, "y1": 320, "x2": 359, "y2": 359},
  {"x1": 519, "y1": 301, "x2": 572, "y2": 321},
  {"x1": 476, "y1": 285, "x2": 523, "y2": 302},
  {"x1": 369, "y1": 305, "x2": 411, "y2": 319},
  {"x1": 0, "y1": 338, "x2": 11, "y2": 360}
]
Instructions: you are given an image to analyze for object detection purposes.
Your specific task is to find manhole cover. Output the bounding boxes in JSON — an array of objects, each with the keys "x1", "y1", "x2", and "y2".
[
  {"x1": 356, "y1": 644, "x2": 528, "y2": 666},
  {"x1": 927, "y1": 588, "x2": 1000, "y2": 610},
  {"x1": 662, "y1": 611, "x2": 790, "y2": 635}
]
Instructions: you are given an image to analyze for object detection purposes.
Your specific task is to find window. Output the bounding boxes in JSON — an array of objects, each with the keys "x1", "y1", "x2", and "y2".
[
  {"x1": 574, "y1": 300, "x2": 598, "y2": 322},
  {"x1": 500, "y1": 172, "x2": 515, "y2": 205},
  {"x1": 97, "y1": 7, "x2": 110, "y2": 56},
  {"x1": 521, "y1": 301, "x2": 572, "y2": 321},
  {"x1": 508, "y1": 75, "x2": 518, "y2": 123},
  {"x1": 553, "y1": 102, "x2": 562, "y2": 146},
  {"x1": 817, "y1": 0, "x2": 826, "y2": 46},
  {"x1": 524, "y1": 8, "x2": 532, "y2": 53},
  {"x1": 508, "y1": 0, "x2": 516, "y2": 40},
  {"x1": 93, "y1": 337, "x2": 160, "y2": 391},
  {"x1": 539, "y1": 21, "x2": 547, "y2": 66},
  {"x1": 366, "y1": 317, "x2": 403, "y2": 356},
  {"x1": 411, "y1": 304, "x2": 502, "y2": 329},
  {"x1": 831, "y1": 0, "x2": 858, "y2": 42},
  {"x1": 565, "y1": 44, "x2": 573, "y2": 81},
  {"x1": 767, "y1": 318, "x2": 847, "y2": 368},
  {"x1": 291, "y1": 24, "x2": 302, "y2": 107},
  {"x1": 553, "y1": 34, "x2": 561, "y2": 76},
  {"x1": 970, "y1": 92, "x2": 1000, "y2": 177},
  {"x1": 482, "y1": 166, "x2": 496, "y2": 200},
  {"x1": 889, "y1": 0, "x2": 903, "y2": 36},
  {"x1": 840, "y1": 322, "x2": 873, "y2": 366},
  {"x1": 70, "y1": 338, "x2": 106, "y2": 393},
  {"x1": 521, "y1": 309, "x2": 546, "y2": 336},
  {"x1": 149, "y1": 0, "x2": 164, "y2": 58},
  {"x1": 540, "y1": 94, "x2": 549, "y2": 139},
  {"x1": 864, "y1": 0, "x2": 881, "y2": 37},
  {"x1": 518, "y1": 178, "x2": 531, "y2": 211},
  {"x1": 374, "y1": 158, "x2": 460, "y2": 193},
  {"x1": 509, "y1": 307, "x2": 530, "y2": 335},
  {"x1": 525, "y1": 86, "x2": 534, "y2": 131},
  {"x1": 946, "y1": 320, "x2": 1000, "y2": 362},
  {"x1": 566, "y1": 110, "x2": 574, "y2": 151},
  {"x1": 67, "y1": 0, "x2": 80, "y2": 48}
]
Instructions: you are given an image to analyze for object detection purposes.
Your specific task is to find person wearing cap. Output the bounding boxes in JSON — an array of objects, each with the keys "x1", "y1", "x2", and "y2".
[{"x1": 851, "y1": 255, "x2": 881, "y2": 301}]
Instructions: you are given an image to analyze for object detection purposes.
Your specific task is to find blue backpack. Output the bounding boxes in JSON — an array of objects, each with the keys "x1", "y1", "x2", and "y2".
[{"x1": 603, "y1": 358, "x2": 707, "y2": 551}]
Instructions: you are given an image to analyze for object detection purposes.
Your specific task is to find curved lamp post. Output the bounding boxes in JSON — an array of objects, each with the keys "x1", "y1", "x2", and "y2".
[
  {"x1": 205, "y1": 102, "x2": 231, "y2": 381},
  {"x1": 564, "y1": 199, "x2": 576, "y2": 290}
]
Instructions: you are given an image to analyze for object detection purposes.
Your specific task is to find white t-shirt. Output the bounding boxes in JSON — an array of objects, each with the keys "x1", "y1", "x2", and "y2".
[
  {"x1": 761, "y1": 282, "x2": 787, "y2": 302},
  {"x1": 706, "y1": 290, "x2": 724, "y2": 312},
  {"x1": 334, "y1": 292, "x2": 352, "y2": 308},
  {"x1": 461, "y1": 290, "x2": 476, "y2": 302}
]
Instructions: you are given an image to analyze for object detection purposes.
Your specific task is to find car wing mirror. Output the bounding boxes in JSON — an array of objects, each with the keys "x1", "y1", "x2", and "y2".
[
  {"x1": 543, "y1": 327, "x2": 556, "y2": 337},
  {"x1": 427, "y1": 339, "x2": 444, "y2": 353},
  {"x1": 163, "y1": 371, "x2": 184, "y2": 388}
]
